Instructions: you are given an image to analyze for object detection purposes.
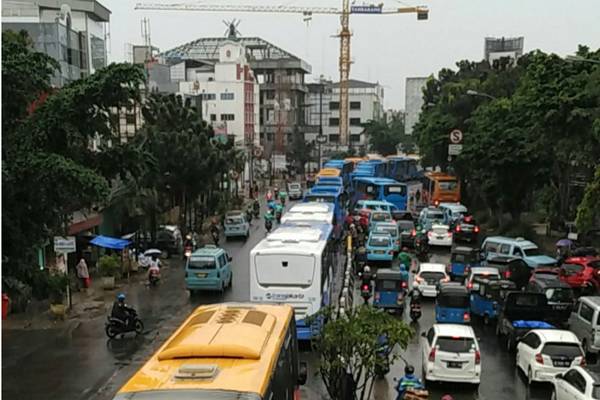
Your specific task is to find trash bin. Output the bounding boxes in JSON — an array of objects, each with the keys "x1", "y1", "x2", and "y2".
[{"x1": 2, "y1": 294, "x2": 9, "y2": 320}]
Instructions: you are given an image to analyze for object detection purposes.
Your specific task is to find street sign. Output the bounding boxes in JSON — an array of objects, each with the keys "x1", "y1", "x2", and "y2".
[
  {"x1": 54, "y1": 236, "x2": 76, "y2": 253},
  {"x1": 449, "y1": 129, "x2": 463, "y2": 144},
  {"x1": 448, "y1": 144, "x2": 463, "y2": 155},
  {"x1": 316, "y1": 135, "x2": 327, "y2": 144}
]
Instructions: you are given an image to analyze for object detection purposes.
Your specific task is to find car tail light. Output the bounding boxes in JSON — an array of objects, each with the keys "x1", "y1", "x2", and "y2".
[
  {"x1": 447, "y1": 231, "x2": 453, "y2": 237},
  {"x1": 455, "y1": 225, "x2": 461, "y2": 233},
  {"x1": 580, "y1": 357, "x2": 586, "y2": 367},
  {"x1": 441, "y1": 276, "x2": 450, "y2": 283},
  {"x1": 464, "y1": 312, "x2": 471, "y2": 322},
  {"x1": 401, "y1": 281, "x2": 408, "y2": 289},
  {"x1": 428, "y1": 348, "x2": 436, "y2": 362},
  {"x1": 475, "y1": 350, "x2": 481, "y2": 365},
  {"x1": 535, "y1": 353, "x2": 544, "y2": 364},
  {"x1": 467, "y1": 282, "x2": 473, "y2": 289},
  {"x1": 474, "y1": 226, "x2": 480, "y2": 233},
  {"x1": 411, "y1": 229, "x2": 416, "y2": 237},
  {"x1": 415, "y1": 276, "x2": 424, "y2": 283},
  {"x1": 362, "y1": 284, "x2": 370, "y2": 291},
  {"x1": 504, "y1": 270, "x2": 512, "y2": 279},
  {"x1": 428, "y1": 231, "x2": 433, "y2": 237}
]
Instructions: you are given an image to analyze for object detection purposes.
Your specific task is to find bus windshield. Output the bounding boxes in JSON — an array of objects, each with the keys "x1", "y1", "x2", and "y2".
[{"x1": 438, "y1": 180, "x2": 458, "y2": 191}]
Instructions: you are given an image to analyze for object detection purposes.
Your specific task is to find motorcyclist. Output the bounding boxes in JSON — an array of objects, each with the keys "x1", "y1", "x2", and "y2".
[
  {"x1": 274, "y1": 201, "x2": 284, "y2": 222},
  {"x1": 407, "y1": 287, "x2": 423, "y2": 306},
  {"x1": 246, "y1": 207, "x2": 253, "y2": 223},
  {"x1": 395, "y1": 365, "x2": 424, "y2": 399},
  {"x1": 278, "y1": 189, "x2": 287, "y2": 206},
  {"x1": 253, "y1": 199, "x2": 260, "y2": 215},
  {"x1": 264, "y1": 209, "x2": 275, "y2": 232},
  {"x1": 111, "y1": 293, "x2": 136, "y2": 328},
  {"x1": 148, "y1": 261, "x2": 160, "y2": 284},
  {"x1": 210, "y1": 218, "x2": 220, "y2": 245},
  {"x1": 397, "y1": 247, "x2": 412, "y2": 272},
  {"x1": 274, "y1": 186, "x2": 280, "y2": 200},
  {"x1": 361, "y1": 265, "x2": 374, "y2": 286}
]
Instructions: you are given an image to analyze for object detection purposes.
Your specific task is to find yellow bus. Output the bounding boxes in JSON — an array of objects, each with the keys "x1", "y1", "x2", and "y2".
[
  {"x1": 317, "y1": 168, "x2": 341, "y2": 178},
  {"x1": 114, "y1": 303, "x2": 307, "y2": 400}
]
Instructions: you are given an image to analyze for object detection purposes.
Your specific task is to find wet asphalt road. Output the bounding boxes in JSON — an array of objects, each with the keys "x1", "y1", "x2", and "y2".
[{"x1": 4, "y1": 205, "x2": 599, "y2": 400}]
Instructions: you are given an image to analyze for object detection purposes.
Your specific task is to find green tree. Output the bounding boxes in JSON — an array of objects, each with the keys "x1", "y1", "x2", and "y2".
[
  {"x1": 363, "y1": 120, "x2": 398, "y2": 156},
  {"x1": 287, "y1": 129, "x2": 315, "y2": 175},
  {"x1": 309, "y1": 306, "x2": 413, "y2": 400},
  {"x1": 576, "y1": 166, "x2": 600, "y2": 234}
]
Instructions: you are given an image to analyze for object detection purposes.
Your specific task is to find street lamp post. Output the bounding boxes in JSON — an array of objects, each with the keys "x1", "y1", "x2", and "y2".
[
  {"x1": 565, "y1": 55, "x2": 600, "y2": 65},
  {"x1": 466, "y1": 89, "x2": 497, "y2": 100}
]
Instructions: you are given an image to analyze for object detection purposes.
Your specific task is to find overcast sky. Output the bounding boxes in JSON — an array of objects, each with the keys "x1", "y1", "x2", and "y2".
[{"x1": 103, "y1": 0, "x2": 600, "y2": 108}]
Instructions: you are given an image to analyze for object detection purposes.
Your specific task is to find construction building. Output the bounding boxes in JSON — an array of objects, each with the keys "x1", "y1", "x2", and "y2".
[
  {"x1": 2, "y1": 0, "x2": 110, "y2": 86},
  {"x1": 404, "y1": 77, "x2": 428, "y2": 136},
  {"x1": 484, "y1": 36, "x2": 524, "y2": 65},
  {"x1": 158, "y1": 28, "x2": 311, "y2": 165}
]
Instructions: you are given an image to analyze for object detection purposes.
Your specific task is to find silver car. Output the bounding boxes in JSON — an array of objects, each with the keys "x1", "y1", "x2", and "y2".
[
  {"x1": 568, "y1": 296, "x2": 600, "y2": 357},
  {"x1": 288, "y1": 182, "x2": 303, "y2": 200}
]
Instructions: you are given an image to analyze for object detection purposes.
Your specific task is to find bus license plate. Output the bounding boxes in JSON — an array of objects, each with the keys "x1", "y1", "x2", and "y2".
[
  {"x1": 447, "y1": 361, "x2": 462, "y2": 368},
  {"x1": 196, "y1": 273, "x2": 207, "y2": 278}
]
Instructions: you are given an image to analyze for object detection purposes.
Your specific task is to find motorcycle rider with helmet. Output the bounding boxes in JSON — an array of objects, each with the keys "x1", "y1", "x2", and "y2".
[
  {"x1": 395, "y1": 365, "x2": 425, "y2": 399},
  {"x1": 209, "y1": 218, "x2": 220, "y2": 245},
  {"x1": 111, "y1": 294, "x2": 136, "y2": 329}
]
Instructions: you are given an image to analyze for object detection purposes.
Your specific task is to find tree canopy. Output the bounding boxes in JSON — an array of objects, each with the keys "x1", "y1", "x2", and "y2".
[{"x1": 363, "y1": 116, "x2": 411, "y2": 156}]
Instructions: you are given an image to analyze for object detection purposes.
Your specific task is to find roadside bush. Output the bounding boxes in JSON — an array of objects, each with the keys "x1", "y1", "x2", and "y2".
[
  {"x1": 98, "y1": 255, "x2": 120, "y2": 278},
  {"x1": 2, "y1": 277, "x2": 32, "y2": 313},
  {"x1": 47, "y1": 273, "x2": 69, "y2": 304}
]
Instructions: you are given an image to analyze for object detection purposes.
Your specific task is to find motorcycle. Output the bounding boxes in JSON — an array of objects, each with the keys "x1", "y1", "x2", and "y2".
[
  {"x1": 183, "y1": 244, "x2": 193, "y2": 259},
  {"x1": 393, "y1": 377, "x2": 430, "y2": 400},
  {"x1": 246, "y1": 210, "x2": 253, "y2": 224},
  {"x1": 361, "y1": 282, "x2": 372, "y2": 304},
  {"x1": 415, "y1": 238, "x2": 429, "y2": 262},
  {"x1": 148, "y1": 269, "x2": 160, "y2": 287},
  {"x1": 265, "y1": 219, "x2": 273, "y2": 233},
  {"x1": 275, "y1": 210, "x2": 282, "y2": 224},
  {"x1": 375, "y1": 336, "x2": 391, "y2": 379},
  {"x1": 211, "y1": 230, "x2": 220, "y2": 246},
  {"x1": 105, "y1": 310, "x2": 144, "y2": 339},
  {"x1": 253, "y1": 207, "x2": 260, "y2": 218}
]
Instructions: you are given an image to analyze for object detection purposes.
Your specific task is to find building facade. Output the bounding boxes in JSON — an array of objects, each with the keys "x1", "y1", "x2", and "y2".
[
  {"x1": 404, "y1": 77, "x2": 428, "y2": 135},
  {"x1": 2, "y1": 0, "x2": 110, "y2": 86},
  {"x1": 484, "y1": 36, "x2": 524, "y2": 65},
  {"x1": 305, "y1": 79, "x2": 384, "y2": 154}
]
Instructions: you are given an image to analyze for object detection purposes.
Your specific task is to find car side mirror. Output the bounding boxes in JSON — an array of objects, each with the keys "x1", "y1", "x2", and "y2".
[
  {"x1": 420, "y1": 332, "x2": 427, "y2": 338},
  {"x1": 228, "y1": 256, "x2": 233, "y2": 262},
  {"x1": 298, "y1": 361, "x2": 308, "y2": 385}
]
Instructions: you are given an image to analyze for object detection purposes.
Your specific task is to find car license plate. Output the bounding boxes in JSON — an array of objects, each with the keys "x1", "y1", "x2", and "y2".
[
  {"x1": 554, "y1": 305, "x2": 568, "y2": 310},
  {"x1": 437, "y1": 235, "x2": 444, "y2": 239},
  {"x1": 196, "y1": 273, "x2": 207, "y2": 278},
  {"x1": 375, "y1": 250, "x2": 384, "y2": 254},
  {"x1": 447, "y1": 361, "x2": 462, "y2": 368},
  {"x1": 553, "y1": 360, "x2": 570, "y2": 367}
]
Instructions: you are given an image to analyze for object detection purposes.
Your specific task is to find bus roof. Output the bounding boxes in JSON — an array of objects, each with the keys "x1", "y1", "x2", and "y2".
[
  {"x1": 315, "y1": 176, "x2": 343, "y2": 184},
  {"x1": 253, "y1": 225, "x2": 330, "y2": 255},
  {"x1": 287, "y1": 202, "x2": 334, "y2": 214},
  {"x1": 305, "y1": 189, "x2": 341, "y2": 198},
  {"x1": 281, "y1": 202, "x2": 334, "y2": 224},
  {"x1": 354, "y1": 177, "x2": 405, "y2": 186},
  {"x1": 116, "y1": 303, "x2": 294, "y2": 397},
  {"x1": 425, "y1": 171, "x2": 457, "y2": 180},
  {"x1": 317, "y1": 168, "x2": 341, "y2": 177},
  {"x1": 310, "y1": 185, "x2": 343, "y2": 194}
]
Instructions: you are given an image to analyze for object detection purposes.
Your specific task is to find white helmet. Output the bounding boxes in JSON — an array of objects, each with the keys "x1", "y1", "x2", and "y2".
[{"x1": 364, "y1": 266, "x2": 371, "y2": 273}]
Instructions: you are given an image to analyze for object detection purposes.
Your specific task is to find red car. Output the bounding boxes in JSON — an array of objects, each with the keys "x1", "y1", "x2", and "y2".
[{"x1": 558, "y1": 256, "x2": 600, "y2": 294}]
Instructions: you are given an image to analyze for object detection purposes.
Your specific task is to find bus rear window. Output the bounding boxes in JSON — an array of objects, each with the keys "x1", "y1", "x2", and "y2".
[
  {"x1": 438, "y1": 180, "x2": 458, "y2": 191},
  {"x1": 384, "y1": 185, "x2": 407, "y2": 196}
]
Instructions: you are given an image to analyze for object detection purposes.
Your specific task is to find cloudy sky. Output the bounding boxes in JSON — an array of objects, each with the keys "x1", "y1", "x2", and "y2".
[{"x1": 102, "y1": 0, "x2": 600, "y2": 108}]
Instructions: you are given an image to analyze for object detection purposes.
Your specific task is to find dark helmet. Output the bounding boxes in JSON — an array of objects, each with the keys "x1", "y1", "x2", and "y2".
[
  {"x1": 404, "y1": 365, "x2": 415, "y2": 375},
  {"x1": 117, "y1": 293, "x2": 126, "y2": 302}
]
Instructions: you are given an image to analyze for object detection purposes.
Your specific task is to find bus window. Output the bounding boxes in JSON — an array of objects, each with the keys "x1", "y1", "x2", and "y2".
[
  {"x1": 384, "y1": 185, "x2": 407, "y2": 196},
  {"x1": 439, "y1": 180, "x2": 458, "y2": 191}
]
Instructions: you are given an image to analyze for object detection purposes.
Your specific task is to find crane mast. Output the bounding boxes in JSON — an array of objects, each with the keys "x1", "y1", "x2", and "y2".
[{"x1": 134, "y1": 2, "x2": 428, "y2": 146}]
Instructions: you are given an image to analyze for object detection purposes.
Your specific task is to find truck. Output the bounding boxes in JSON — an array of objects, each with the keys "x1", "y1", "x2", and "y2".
[{"x1": 495, "y1": 292, "x2": 554, "y2": 351}]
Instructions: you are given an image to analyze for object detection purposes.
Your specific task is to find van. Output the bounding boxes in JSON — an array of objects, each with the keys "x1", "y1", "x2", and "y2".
[
  {"x1": 568, "y1": 296, "x2": 600, "y2": 357},
  {"x1": 481, "y1": 236, "x2": 557, "y2": 268},
  {"x1": 185, "y1": 245, "x2": 233, "y2": 294},
  {"x1": 439, "y1": 203, "x2": 468, "y2": 225}
]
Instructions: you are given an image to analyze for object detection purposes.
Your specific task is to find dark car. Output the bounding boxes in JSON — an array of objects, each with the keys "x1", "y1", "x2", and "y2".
[
  {"x1": 397, "y1": 220, "x2": 416, "y2": 248},
  {"x1": 155, "y1": 229, "x2": 181, "y2": 258},
  {"x1": 527, "y1": 277, "x2": 574, "y2": 327},
  {"x1": 452, "y1": 215, "x2": 480, "y2": 244},
  {"x1": 485, "y1": 255, "x2": 531, "y2": 290}
]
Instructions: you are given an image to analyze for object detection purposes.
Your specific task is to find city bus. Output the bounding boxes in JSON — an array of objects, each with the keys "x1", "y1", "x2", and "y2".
[
  {"x1": 316, "y1": 167, "x2": 341, "y2": 178},
  {"x1": 345, "y1": 156, "x2": 366, "y2": 168},
  {"x1": 386, "y1": 156, "x2": 420, "y2": 182},
  {"x1": 323, "y1": 159, "x2": 353, "y2": 187},
  {"x1": 423, "y1": 171, "x2": 461, "y2": 205},
  {"x1": 351, "y1": 177, "x2": 408, "y2": 211},
  {"x1": 281, "y1": 202, "x2": 341, "y2": 239},
  {"x1": 250, "y1": 224, "x2": 335, "y2": 340},
  {"x1": 315, "y1": 176, "x2": 343, "y2": 188},
  {"x1": 113, "y1": 303, "x2": 307, "y2": 400},
  {"x1": 303, "y1": 188, "x2": 346, "y2": 237},
  {"x1": 363, "y1": 159, "x2": 388, "y2": 177}
]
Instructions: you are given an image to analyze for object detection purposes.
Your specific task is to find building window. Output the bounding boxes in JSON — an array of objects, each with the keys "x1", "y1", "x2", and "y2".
[
  {"x1": 220, "y1": 92, "x2": 234, "y2": 100},
  {"x1": 350, "y1": 118, "x2": 362, "y2": 126},
  {"x1": 221, "y1": 114, "x2": 235, "y2": 121},
  {"x1": 267, "y1": 132, "x2": 274, "y2": 141},
  {"x1": 210, "y1": 114, "x2": 217, "y2": 121},
  {"x1": 329, "y1": 117, "x2": 340, "y2": 126},
  {"x1": 329, "y1": 134, "x2": 340, "y2": 143},
  {"x1": 265, "y1": 91, "x2": 275, "y2": 100},
  {"x1": 350, "y1": 134, "x2": 361, "y2": 143},
  {"x1": 125, "y1": 114, "x2": 136, "y2": 124},
  {"x1": 202, "y1": 93, "x2": 216, "y2": 100},
  {"x1": 329, "y1": 101, "x2": 340, "y2": 110},
  {"x1": 350, "y1": 101, "x2": 361, "y2": 110}
]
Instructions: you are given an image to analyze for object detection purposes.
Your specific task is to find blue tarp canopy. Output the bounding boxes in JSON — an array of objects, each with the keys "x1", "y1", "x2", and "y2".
[{"x1": 90, "y1": 235, "x2": 131, "y2": 250}]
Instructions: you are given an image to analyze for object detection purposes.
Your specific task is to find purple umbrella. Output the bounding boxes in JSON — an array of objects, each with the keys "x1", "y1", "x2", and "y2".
[{"x1": 556, "y1": 239, "x2": 572, "y2": 247}]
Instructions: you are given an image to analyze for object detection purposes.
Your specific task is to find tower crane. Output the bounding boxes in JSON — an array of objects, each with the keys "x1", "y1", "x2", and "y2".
[{"x1": 134, "y1": 2, "x2": 428, "y2": 146}]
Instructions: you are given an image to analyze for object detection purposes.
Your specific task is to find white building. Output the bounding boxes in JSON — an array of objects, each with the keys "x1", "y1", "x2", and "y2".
[
  {"x1": 404, "y1": 77, "x2": 428, "y2": 135},
  {"x1": 176, "y1": 41, "x2": 260, "y2": 147},
  {"x1": 2, "y1": 0, "x2": 110, "y2": 86},
  {"x1": 484, "y1": 37, "x2": 524, "y2": 65},
  {"x1": 306, "y1": 79, "x2": 384, "y2": 153}
]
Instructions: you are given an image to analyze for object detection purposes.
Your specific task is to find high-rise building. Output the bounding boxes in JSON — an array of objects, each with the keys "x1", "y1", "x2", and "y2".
[
  {"x1": 404, "y1": 77, "x2": 428, "y2": 136},
  {"x1": 2, "y1": 0, "x2": 110, "y2": 86},
  {"x1": 484, "y1": 36, "x2": 524, "y2": 65}
]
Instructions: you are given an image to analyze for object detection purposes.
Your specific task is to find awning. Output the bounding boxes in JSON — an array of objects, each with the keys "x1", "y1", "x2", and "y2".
[{"x1": 90, "y1": 235, "x2": 131, "y2": 250}]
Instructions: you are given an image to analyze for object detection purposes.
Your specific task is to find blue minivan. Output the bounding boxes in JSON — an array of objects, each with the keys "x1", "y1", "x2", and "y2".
[{"x1": 185, "y1": 245, "x2": 233, "y2": 293}]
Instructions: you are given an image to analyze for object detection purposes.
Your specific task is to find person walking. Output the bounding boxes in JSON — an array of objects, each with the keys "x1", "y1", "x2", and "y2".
[{"x1": 75, "y1": 257, "x2": 90, "y2": 290}]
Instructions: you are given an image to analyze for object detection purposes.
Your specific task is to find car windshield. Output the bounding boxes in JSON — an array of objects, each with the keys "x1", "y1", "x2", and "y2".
[
  {"x1": 427, "y1": 211, "x2": 444, "y2": 220},
  {"x1": 398, "y1": 221, "x2": 415, "y2": 231},
  {"x1": 372, "y1": 213, "x2": 391, "y2": 222},
  {"x1": 436, "y1": 336, "x2": 475, "y2": 353},
  {"x1": 289, "y1": 183, "x2": 301, "y2": 189},
  {"x1": 369, "y1": 236, "x2": 390, "y2": 247},
  {"x1": 378, "y1": 279, "x2": 402, "y2": 290},
  {"x1": 545, "y1": 287, "x2": 573, "y2": 302},
  {"x1": 188, "y1": 257, "x2": 217, "y2": 270},
  {"x1": 474, "y1": 272, "x2": 499, "y2": 280},
  {"x1": 541, "y1": 342, "x2": 582, "y2": 358},
  {"x1": 226, "y1": 217, "x2": 243, "y2": 224},
  {"x1": 523, "y1": 247, "x2": 541, "y2": 256},
  {"x1": 420, "y1": 271, "x2": 445, "y2": 281},
  {"x1": 383, "y1": 185, "x2": 406, "y2": 196},
  {"x1": 562, "y1": 263, "x2": 584, "y2": 273},
  {"x1": 375, "y1": 226, "x2": 397, "y2": 236}
]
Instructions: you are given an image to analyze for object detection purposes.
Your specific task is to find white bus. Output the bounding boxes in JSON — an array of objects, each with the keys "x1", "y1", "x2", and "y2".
[
  {"x1": 281, "y1": 202, "x2": 335, "y2": 224},
  {"x1": 250, "y1": 223, "x2": 335, "y2": 340}
]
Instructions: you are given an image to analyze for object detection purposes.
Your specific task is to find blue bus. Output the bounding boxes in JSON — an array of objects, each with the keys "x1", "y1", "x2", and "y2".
[
  {"x1": 351, "y1": 177, "x2": 408, "y2": 211},
  {"x1": 315, "y1": 176, "x2": 344, "y2": 188},
  {"x1": 362, "y1": 159, "x2": 387, "y2": 177},
  {"x1": 386, "y1": 156, "x2": 420, "y2": 182},
  {"x1": 323, "y1": 159, "x2": 353, "y2": 188}
]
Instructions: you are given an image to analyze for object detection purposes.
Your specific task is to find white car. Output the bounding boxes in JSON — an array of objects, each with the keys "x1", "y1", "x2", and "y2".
[
  {"x1": 287, "y1": 182, "x2": 303, "y2": 200},
  {"x1": 552, "y1": 366, "x2": 600, "y2": 400},
  {"x1": 414, "y1": 263, "x2": 449, "y2": 297},
  {"x1": 421, "y1": 324, "x2": 481, "y2": 385},
  {"x1": 465, "y1": 267, "x2": 501, "y2": 291},
  {"x1": 427, "y1": 224, "x2": 453, "y2": 247},
  {"x1": 516, "y1": 329, "x2": 585, "y2": 385}
]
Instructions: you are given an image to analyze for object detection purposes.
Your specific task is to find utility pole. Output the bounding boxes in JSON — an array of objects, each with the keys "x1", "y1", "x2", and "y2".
[{"x1": 318, "y1": 86, "x2": 323, "y2": 169}]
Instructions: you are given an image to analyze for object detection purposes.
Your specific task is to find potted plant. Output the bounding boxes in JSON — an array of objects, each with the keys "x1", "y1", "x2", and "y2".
[
  {"x1": 47, "y1": 273, "x2": 69, "y2": 318},
  {"x1": 98, "y1": 255, "x2": 120, "y2": 290}
]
